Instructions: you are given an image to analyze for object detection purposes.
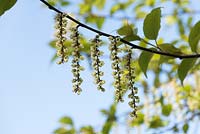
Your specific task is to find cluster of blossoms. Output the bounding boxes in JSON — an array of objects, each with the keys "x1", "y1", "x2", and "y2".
[
  {"x1": 91, "y1": 35, "x2": 106, "y2": 92},
  {"x1": 53, "y1": 13, "x2": 139, "y2": 117},
  {"x1": 109, "y1": 36, "x2": 125, "y2": 102},
  {"x1": 124, "y1": 46, "x2": 139, "y2": 117},
  {"x1": 70, "y1": 26, "x2": 85, "y2": 95},
  {"x1": 54, "y1": 13, "x2": 68, "y2": 64}
]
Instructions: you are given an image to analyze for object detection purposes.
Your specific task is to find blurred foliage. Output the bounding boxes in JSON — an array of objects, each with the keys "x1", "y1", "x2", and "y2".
[{"x1": 45, "y1": 0, "x2": 200, "y2": 133}]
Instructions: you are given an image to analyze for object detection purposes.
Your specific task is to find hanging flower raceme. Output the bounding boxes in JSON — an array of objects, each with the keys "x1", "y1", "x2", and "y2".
[
  {"x1": 90, "y1": 35, "x2": 105, "y2": 92},
  {"x1": 54, "y1": 13, "x2": 68, "y2": 64},
  {"x1": 124, "y1": 46, "x2": 139, "y2": 117},
  {"x1": 109, "y1": 36, "x2": 124, "y2": 102},
  {"x1": 70, "y1": 26, "x2": 84, "y2": 95}
]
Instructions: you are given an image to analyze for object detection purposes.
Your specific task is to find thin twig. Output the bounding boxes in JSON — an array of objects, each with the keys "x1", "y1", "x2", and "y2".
[{"x1": 40, "y1": 0, "x2": 200, "y2": 59}]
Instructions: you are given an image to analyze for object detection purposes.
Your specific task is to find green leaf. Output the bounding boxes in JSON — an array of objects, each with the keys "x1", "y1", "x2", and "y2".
[
  {"x1": 159, "y1": 43, "x2": 183, "y2": 55},
  {"x1": 130, "y1": 113, "x2": 144, "y2": 126},
  {"x1": 54, "y1": 128, "x2": 68, "y2": 134},
  {"x1": 54, "y1": 128, "x2": 75, "y2": 134},
  {"x1": 80, "y1": 126, "x2": 95, "y2": 134},
  {"x1": 178, "y1": 19, "x2": 185, "y2": 35},
  {"x1": 59, "y1": 116, "x2": 73, "y2": 126},
  {"x1": 143, "y1": 7, "x2": 161, "y2": 40},
  {"x1": 102, "y1": 122, "x2": 112, "y2": 134},
  {"x1": 149, "y1": 116, "x2": 165, "y2": 128},
  {"x1": 187, "y1": 17, "x2": 193, "y2": 28},
  {"x1": 96, "y1": 17, "x2": 105, "y2": 29},
  {"x1": 109, "y1": 104, "x2": 116, "y2": 118},
  {"x1": 51, "y1": 54, "x2": 58, "y2": 63},
  {"x1": 123, "y1": 34, "x2": 141, "y2": 41},
  {"x1": 188, "y1": 21, "x2": 200, "y2": 52},
  {"x1": 138, "y1": 50, "x2": 154, "y2": 78},
  {"x1": 47, "y1": 0, "x2": 58, "y2": 6},
  {"x1": 79, "y1": 4, "x2": 91, "y2": 14},
  {"x1": 162, "y1": 104, "x2": 172, "y2": 116},
  {"x1": 60, "y1": 0, "x2": 70, "y2": 6},
  {"x1": 49, "y1": 40, "x2": 57, "y2": 48},
  {"x1": 117, "y1": 25, "x2": 134, "y2": 36},
  {"x1": 101, "y1": 104, "x2": 117, "y2": 134},
  {"x1": 178, "y1": 58, "x2": 197, "y2": 85},
  {"x1": 94, "y1": 0, "x2": 106, "y2": 9},
  {"x1": 101, "y1": 109, "x2": 109, "y2": 116},
  {"x1": 110, "y1": 4, "x2": 121, "y2": 14},
  {"x1": 85, "y1": 16, "x2": 105, "y2": 29},
  {"x1": 0, "y1": 0, "x2": 17, "y2": 16},
  {"x1": 183, "y1": 123, "x2": 189, "y2": 133},
  {"x1": 117, "y1": 24, "x2": 140, "y2": 41}
]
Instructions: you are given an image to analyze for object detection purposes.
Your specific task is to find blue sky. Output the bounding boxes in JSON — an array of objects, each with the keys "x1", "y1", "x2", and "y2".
[{"x1": 0, "y1": 1, "x2": 119, "y2": 133}]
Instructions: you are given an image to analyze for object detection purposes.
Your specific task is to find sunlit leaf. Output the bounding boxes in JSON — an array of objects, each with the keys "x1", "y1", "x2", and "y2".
[
  {"x1": 54, "y1": 127, "x2": 75, "y2": 134},
  {"x1": 130, "y1": 112, "x2": 144, "y2": 126},
  {"x1": 183, "y1": 123, "x2": 189, "y2": 133},
  {"x1": 149, "y1": 116, "x2": 165, "y2": 128},
  {"x1": 0, "y1": 0, "x2": 17, "y2": 16},
  {"x1": 154, "y1": 72, "x2": 160, "y2": 88},
  {"x1": 59, "y1": 116, "x2": 73, "y2": 126},
  {"x1": 162, "y1": 104, "x2": 172, "y2": 116},
  {"x1": 85, "y1": 16, "x2": 105, "y2": 29},
  {"x1": 80, "y1": 126, "x2": 95, "y2": 134},
  {"x1": 96, "y1": 17, "x2": 105, "y2": 29},
  {"x1": 188, "y1": 21, "x2": 200, "y2": 52},
  {"x1": 109, "y1": 104, "x2": 116, "y2": 118},
  {"x1": 94, "y1": 0, "x2": 106, "y2": 9},
  {"x1": 100, "y1": 109, "x2": 109, "y2": 116},
  {"x1": 117, "y1": 25, "x2": 134, "y2": 36},
  {"x1": 60, "y1": 0, "x2": 70, "y2": 6},
  {"x1": 117, "y1": 24, "x2": 140, "y2": 41},
  {"x1": 54, "y1": 128, "x2": 68, "y2": 134},
  {"x1": 138, "y1": 50, "x2": 154, "y2": 78},
  {"x1": 178, "y1": 19, "x2": 185, "y2": 35},
  {"x1": 143, "y1": 7, "x2": 161, "y2": 40},
  {"x1": 101, "y1": 104, "x2": 117, "y2": 134},
  {"x1": 187, "y1": 17, "x2": 193, "y2": 28},
  {"x1": 110, "y1": 4, "x2": 121, "y2": 14},
  {"x1": 79, "y1": 4, "x2": 91, "y2": 14},
  {"x1": 47, "y1": 0, "x2": 59, "y2": 6},
  {"x1": 178, "y1": 58, "x2": 197, "y2": 85},
  {"x1": 165, "y1": 15, "x2": 177, "y2": 25},
  {"x1": 102, "y1": 122, "x2": 112, "y2": 134},
  {"x1": 145, "y1": 0, "x2": 155, "y2": 6},
  {"x1": 51, "y1": 53, "x2": 58, "y2": 63}
]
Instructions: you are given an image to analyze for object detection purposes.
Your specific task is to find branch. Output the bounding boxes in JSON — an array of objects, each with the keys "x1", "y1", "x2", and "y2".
[{"x1": 40, "y1": 0, "x2": 200, "y2": 59}]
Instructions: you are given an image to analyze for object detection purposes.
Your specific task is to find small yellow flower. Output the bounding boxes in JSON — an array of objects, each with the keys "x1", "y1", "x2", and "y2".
[
  {"x1": 90, "y1": 35, "x2": 105, "y2": 92},
  {"x1": 70, "y1": 26, "x2": 84, "y2": 94},
  {"x1": 109, "y1": 36, "x2": 124, "y2": 102},
  {"x1": 54, "y1": 13, "x2": 68, "y2": 64},
  {"x1": 123, "y1": 45, "x2": 139, "y2": 118}
]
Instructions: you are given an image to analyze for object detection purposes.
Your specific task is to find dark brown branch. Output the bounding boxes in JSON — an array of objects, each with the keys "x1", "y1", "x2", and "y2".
[{"x1": 40, "y1": 0, "x2": 200, "y2": 59}]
